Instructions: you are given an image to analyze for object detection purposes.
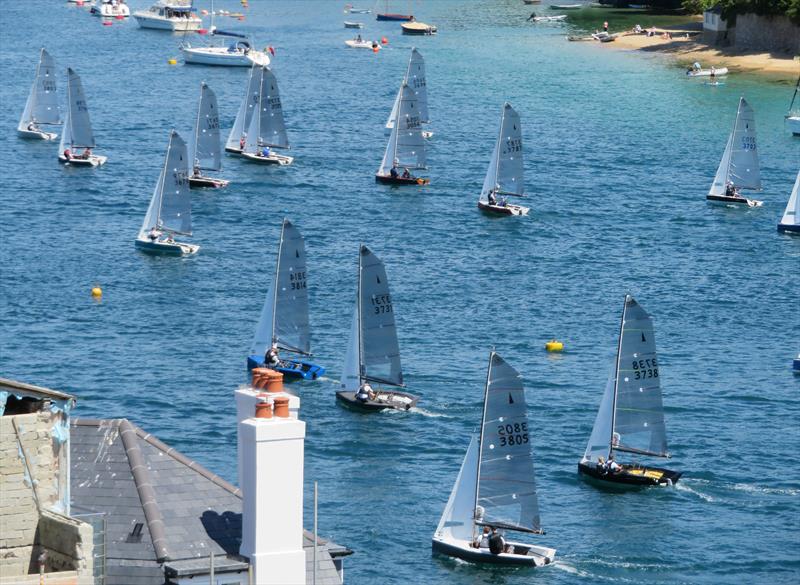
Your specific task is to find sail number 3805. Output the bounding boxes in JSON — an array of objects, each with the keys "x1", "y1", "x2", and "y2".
[{"x1": 497, "y1": 422, "x2": 529, "y2": 447}]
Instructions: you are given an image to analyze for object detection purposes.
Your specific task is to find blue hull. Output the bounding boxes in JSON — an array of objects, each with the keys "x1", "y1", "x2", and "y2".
[
  {"x1": 777, "y1": 223, "x2": 800, "y2": 234},
  {"x1": 793, "y1": 358, "x2": 800, "y2": 372},
  {"x1": 246, "y1": 355, "x2": 325, "y2": 380},
  {"x1": 376, "y1": 13, "x2": 413, "y2": 21}
]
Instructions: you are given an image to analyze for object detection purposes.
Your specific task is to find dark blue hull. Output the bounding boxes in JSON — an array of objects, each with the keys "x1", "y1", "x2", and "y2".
[
  {"x1": 246, "y1": 355, "x2": 325, "y2": 380},
  {"x1": 376, "y1": 13, "x2": 413, "y2": 21},
  {"x1": 793, "y1": 358, "x2": 800, "y2": 372},
  {"x1": 777, "y1": 223, "x2": 800, "y2": 233}
]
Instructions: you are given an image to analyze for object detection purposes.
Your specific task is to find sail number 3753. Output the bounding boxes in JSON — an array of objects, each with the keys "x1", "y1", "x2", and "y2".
[{"x1": 497, "y1": 422, "x2": 529, "y2": 447}]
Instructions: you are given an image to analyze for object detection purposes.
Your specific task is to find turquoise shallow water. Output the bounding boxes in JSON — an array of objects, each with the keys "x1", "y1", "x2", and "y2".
[{"x1": 1, "y1": 1, "x2": 799, "y2": 583}]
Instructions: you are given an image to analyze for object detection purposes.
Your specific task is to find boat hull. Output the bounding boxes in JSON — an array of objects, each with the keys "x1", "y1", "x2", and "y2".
[
  {"x1": 477, "y1": 201, "x2": 529, "y2": 216},
  {"x1": 133, "y1": 13, "x2": 202, "y2": 31},
  {"x1": 375, "y1": 174, "x2": 429, "y2": 185},
  {"x1": 786, "y1": 116, "x2": 800, "y2": 136},
  {"x1": 181, "y1": 47, "x2": 269, "y2": 67},
  {"x1": 90, "y1": 5, "x2": 130, "y2": 17},
  {"x1": 189, "y1": 174, "x2": 229, "y2": 189},
  {"x1": 335, "y1": 390, "x2": 418, "y2": 412},
  {"x1": 401, "y1": 22, "x2": 437, "y2": 35},
  {"x1": 376, "y1": 13, "x2": 413, "y2": 21},
  {"x1": 794, "y1": 358, "x2": 800, "y2": 372},
  {"x1": 59, "y1": 154, "x2": 107, "y2": 167},
  {"x1": 777, "y1": 222, "x2": 800, "y2": 234},
  {"x1": 344, "y1": 22, "x2": 364, "y2": 28},
  {"x1": 706, "y1": 194, "x2": 763, "y2": 207},
  {"x1": 135, "y1": 237, "x2": 199, "y2": 256},
  {"x1": 225, "y1": 146, "x2": 244, "y2": 155},
  {"x1": 431, "y1": 537, "x2": 555, "y2": 567},
  {"x1": 345, "y1": 40, "x2": 377, "y2": 49},
  {"x1": 578, "y1": 461, "x2": 682, "y2": 488},
  {"x1": 241, "y1": 151, "x2": 294, "y2": 165},
  {"x1": 246, "y1": 355, "x2": 325, "y2": 380},
  {"x1": 687, "y1": 67, "x2": 729, "y2": 77},
  {"x1": 18, "y1": 128, "x2": 58, "y2": 140}
]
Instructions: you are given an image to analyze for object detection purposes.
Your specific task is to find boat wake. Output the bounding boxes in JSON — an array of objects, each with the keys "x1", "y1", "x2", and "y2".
[
  {"x1": 676, "y1": 480, "x2": 715, "y2": 502},
  {"x1": 408, "y1": 406, "x2": 449, "y2": 418}
]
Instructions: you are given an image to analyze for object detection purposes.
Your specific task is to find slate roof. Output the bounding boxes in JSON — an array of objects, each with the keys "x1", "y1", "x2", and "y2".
[{"x1": 71, "y1": 418, "x2": 350, "y2": 585}]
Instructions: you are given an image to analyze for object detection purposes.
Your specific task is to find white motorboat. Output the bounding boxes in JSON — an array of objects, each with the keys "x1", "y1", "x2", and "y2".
[
  {"x1": 532, "y1": 14, "x2": 567, "y2": 22},
  {"x1": 225, "y1": 65, "x2": 262, "y2": 154},
  {"x1": 401, "y1": 21, "x2": 437, "y2": 35},
  {"x1": 686, "y1": 65, "x2": 729, "y2": 77},
  {"x1": 777, "y1": 172, "x2": 800, "y2": 234},
  {"x1": 707, "y1": 97, "x2": 763, "y2": 208},
  {"x1": 385, "y1": 48, "x2": 433, "y2": 138},
  {"x1": 58, "y1": 68, "x2": 106, "y2": 167},
  {"x1": 785, "y1": 76, "x2": 800, "y2": 136},
  {"x1": 18, "y1": 48, "x2": 60, "y2": 141},
  {"x1": 133, "y1": 0, "x2": 201, "y2": 31},
  {"x1": 182, "y1": 30, "x2": 270, "y2": 67},
  {"x1": 90, "y1": 0, "x2": 130, "y2": 17},
  {"x1": 135, "y1": 130, "x2": 199, "y2": 256},
  {"x1": 188, "y1": 82, "x2": 229, "y2": 189},
  {"x1": 240, "y1": 68, "x2": 294, "y2": 166},
  {"x1": 344, "y1": 21, "x2": 364, "y2": 28},
  {"x1": 478, "y1": 103, "x2": 529, "y2": 216},
  {"x1": 376, "y1": 82, "x2": 429, "y2": 185},
  {"x1": 344, "y1": 4, "x2": 371, "y2": 13},
  {"x1": 432, "y1": 351, "x2": 556, "y2": 566},
  {"x1": 345, "y1": 37, "x2": 378, "y2": 49},
  {"x1": 551, "y1": 3, "x2": 583, "y2": 8}
]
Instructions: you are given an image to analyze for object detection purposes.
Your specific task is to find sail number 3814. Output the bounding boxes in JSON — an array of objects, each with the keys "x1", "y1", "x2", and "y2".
[{"x1": 497, "y1": 422, "x2": 529, "y2": 447}]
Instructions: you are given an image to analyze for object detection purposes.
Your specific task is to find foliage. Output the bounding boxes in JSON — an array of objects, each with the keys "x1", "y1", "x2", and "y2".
[{"x1": 682, "y1": 0, "x2": 800, "y2": 24}]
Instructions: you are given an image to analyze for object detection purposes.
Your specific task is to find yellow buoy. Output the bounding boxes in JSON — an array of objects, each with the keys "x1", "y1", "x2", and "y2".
[
  {"x1": 545, "y1": 340, "x2": 564, "y2": 352},
  {"x1": 167, "y1": 58, "x2": 177, "y2": 65},
  {"x1": 91, "y1": 287, "x2": 103, "y2": 299}
]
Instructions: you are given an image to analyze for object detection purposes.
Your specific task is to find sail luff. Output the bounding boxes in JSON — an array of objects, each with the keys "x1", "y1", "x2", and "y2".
[
  {"x1": 473, "y1": 350, "x2": 494, "y2": 526},
  {"x1": 780, "y1": 171, "x2": 800, "y2": 227},
  {"x1": 226, "y1": 65, "x2": 261, "y2": 151},
  {"x1": 20, "y1": 79, "x2": 36, "y2": 131},
  {"x1": 259, "y1": 68, "x2": 289, "y2": 149},
  {"x1": 58, "y1": 84, "x2": 72, "y2": 154},
  {"x1": 610, "y1": 296, "x2": 627, "y2": 455},
  {"x1": 709, "y1": 132, "x2": 733, "y2": 196},
  {"x1": 139, "y1": 132, "x2": 173, "y2": 238},
  {"x1": 65, "y1": 68, "x2": 96, "y2": 149},
  {"x1": 357, "y1": 246, "x2": 364, "y2": 385}
]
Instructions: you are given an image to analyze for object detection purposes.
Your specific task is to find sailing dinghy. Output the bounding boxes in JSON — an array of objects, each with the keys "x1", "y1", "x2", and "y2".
[
  {"x1": 786, "y1": 76, "x2": 800, "y2": 136},
  {"x1": 578, "y1": 295, "x2": 681, "y2": 488},
  {"x1": 336, "y1": 245, "x2": 418, "y2": 411},
  {"x1": 58, "y1": 69, "x2": 106, "y2": 167},
  {"x1": 385, "y1": 48, "x2": 433, "y2": 139},
  {"x1": 225, "y1": 65, "x2": 263, "y2": 154},
  {"x1": 777, "y1": 171, "x2": 800, "y2": 234},
  {"x1": 135, "y1": 130, "x2": 198, "y2": 256},
  {"x1": 247, "y1": 219, "x2": 325, "y2": 380},
  {"x1": 188, "y1": 82, "x2": 229, "y2": 188},
  {"x1": 18, "y1": 48, "x2": 60, "y2": 140},
  {"x1": 478, "y1": 103, "x2": 529, "y2": 216},
  {"x1": 376, "y1": 83, "x2": 429, "y2": 185},
  {"x1": 432, "y1": 351, "x2": 556, "y2": 567},
  {"x1": 240, "y1": 67, "x2": 293, "y2": 166},
  {"x1": 707, "y1": 97, "x2": 762, "y2": 208}
]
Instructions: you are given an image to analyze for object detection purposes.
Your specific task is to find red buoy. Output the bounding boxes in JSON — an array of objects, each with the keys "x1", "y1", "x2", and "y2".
[
  {"x1": 102, "y1": 21, "x2": 112, "y2": 26},
  {"x1": 381, "y1": 36, "x2": 388, "y2": 44}
]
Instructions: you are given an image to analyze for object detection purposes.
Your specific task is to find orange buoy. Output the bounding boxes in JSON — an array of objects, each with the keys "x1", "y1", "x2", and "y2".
[
  {"x1": 381, "y1": 36, "x2": 388, "y2": 44},
  {"x1": 373, "y1": 46, "x2": 379, "y2": 53},
  {"x1": 102, "y1": 21, "x2": 112, "y2": 26}
]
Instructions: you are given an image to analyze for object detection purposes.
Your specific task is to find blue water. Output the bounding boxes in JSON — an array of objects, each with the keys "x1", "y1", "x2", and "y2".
[{"x1": 1, "y1": 1, "x2": 799, "y2": 583}]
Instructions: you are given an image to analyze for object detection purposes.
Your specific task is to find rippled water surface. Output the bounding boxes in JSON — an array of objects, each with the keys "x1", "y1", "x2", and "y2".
[{"x1": 1, "y1": 1, "x2": 799, "y2": 583}]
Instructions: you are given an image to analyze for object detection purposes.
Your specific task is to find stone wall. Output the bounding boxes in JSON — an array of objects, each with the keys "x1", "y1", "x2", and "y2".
[{"x1": 734, "y1": 13, "x2": 800, "y2": 54}]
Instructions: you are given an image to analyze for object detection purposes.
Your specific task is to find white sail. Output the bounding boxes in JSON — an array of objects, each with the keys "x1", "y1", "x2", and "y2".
[
  {"x1": 385, "y1": 48, "x2": 429, "y2": 131},
  {"x1": 384, "y1": 87, "x2": 401, "y2": 132},
  {"x1": 19, "y1": 48, "x2": 60, "y2": 131},
  {"x1": 61, "y1": 68, "x2": 96, "y2": 149},
  {"x1": 259, "y1": 68, "x2": 289, "y2": 149},
  {"x1": 582, "y1": 373, "x2": 615, "y2": 463},
  {"x1": 378, "y1": 83, "x2": 426, "y2": 175},
  {"x1": 434, "y1": 436, "x2": 479, "y2": 543},
  {"x1": 728, "y1": 98, "x2": 761, "y2": 190},
  {"x1": 340, "y1": 308, "x2": 361, "y2": 392},
  {"x1": 225, "y1": 65, "x2": 263, "y2": 151},
  {"x1": 480, "y1": 103, "x2": 524, "y2": 202},
  {"x1": 359, "y1": 245, "x2": 403, "y2": 387},
  {"x1": 243, "y1": 95, "x2": 261, "y2": 154},
  {"x1": 139, "y1": 131, "x2": 192, "y2": 237},
  {"x1": 780, "y1": 171, "x2": 800, "y2": 228},
  {"x1": 709, "y1": 132, "x2": 733, "y2": 197},
  {"x1": 477, "y1": 352, "x2": 541, "y2": 534},
  {"x1": 190, "y1": 82, "x2": 222, "y2": 172}
]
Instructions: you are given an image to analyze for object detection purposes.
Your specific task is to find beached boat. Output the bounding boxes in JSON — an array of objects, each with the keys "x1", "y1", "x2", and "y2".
[
  {"x1": 707, "y1": 97, "x2": 763, "y2": 208},
  {"x1": 385, "y1": 48, "x2": 432, "y2": 138},
  {"x1": 58, "y1": 69, "x2": 106, "y2": 167},
  {"x1": 345, "y1": 36, "x2": 378, "y2": 48},
  {"x1": 90, "y1": 0, "x2": 130, "y2": 17},
  {"x1": 432, "y1": 351, "x2": 556, "y2": 567},
  {"x1": 336, "y1": 245, "x2": 418, "y2": 412},
  {"x1": 777, "y1": 172, "x2": 800, "y2": 234},
  {"x1": 225, "y1": 65, "x2": 262, "y2": 154},
  {"x1": 376, "y1": 82, "x2": 429, "y2": 185},
  {"x1": 401, "y1": 21, "x2": 436, "y2": 35},
  {"x1": 181, "y1": 29, "x2": 270, "y2": 67},
  {"x1": 240, "y1": 67, "x2": 293, "y2": 166},
  {"x1": 786, "y1": 76, "x2": 800, "y2": 136},
  {"x1": 591, "y1": 30, "x2": 616, "y2": 41},
  {"x1": 133, "y1": 0, "x2": 201, "y2": 31},
  {"x1": 478, "y1": 103, "x2": 529, "y2": 216},
  {"x1": 135, "y1": 130, "x2": 198, "y2": 256},
  {"x1": 523, "y1": 0, "x2": 542, "y2": 4},
  {"x1": 247, "y1": 219, "x2": 325, "y2": 380},
  {"x1": 18, "y1": 48, "x2": 60, "y2": 141},
  {"x1": 686, "y1": 66, "x2": 728, "y2": 77},
  {"x1": 188, "y1": 82, "x2": 229, "y2": 189},
  {"x1": 344, "y1": 21, "x2": 364, "y2": 28},
  {"x1": 551, "y1": 3, "x2": 582, "y2": 8},
  {"x1": 532, "y1": 14, "x2": 567, "y2": 22},
  {"x1": 579, "y1": 295, "x2": 682, "y2": 489}
]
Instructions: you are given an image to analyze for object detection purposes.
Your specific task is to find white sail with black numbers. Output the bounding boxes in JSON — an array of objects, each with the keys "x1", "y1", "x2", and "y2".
[
  {"x1": 259, "y1": 68, "x2": 289, "y2": 149},
  {"x1": 710, "y1": 97, "x2": 761, "y2": 195},
  {"x1": 435, "y1": 436, "x2": 479, "y2": 543},
  {"x1": 226, "y1": 65, "x2": 262, "y2": 151},
  {"x1": 476, "y1": 352, "x2": 541, "y2": 534},
  {"x1": 190, "y1": 83, "x2": 222, "y2": 172},
  {"x1": 480, "y1": 103, "x2": 524, "y2": 203},
  {"x1": 59, "y1": 68, "x2": 96, "y2": 151},
  {"x1": 378, "y1": 83, "x2": 426, "y2": 175},
  {"x1": 139, "y1": 131, "x2": 192, "y2": 237},
  {"x1": 358, "y1": 245, "x2": 403, "y2": 387},
  {"x1": 385, "y1": 48, "x2": 428, "y2": 131},
  {"x1": 612, "y1": 296, "x2": 669, "y2": 458},
  {"x1": 780, "y1": 171, "x2": 800, "y2": 228},
  {"x1": 19, "y1": 48, "x2": 60, "y2": 131}
]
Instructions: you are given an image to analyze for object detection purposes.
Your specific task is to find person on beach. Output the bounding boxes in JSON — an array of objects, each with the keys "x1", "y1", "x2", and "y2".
[{"x1": 603, "y1": 21, "x2": 608, "y2": 32}]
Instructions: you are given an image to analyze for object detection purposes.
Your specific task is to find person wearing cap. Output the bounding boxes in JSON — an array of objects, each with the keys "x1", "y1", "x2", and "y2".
[{"x1": 264, "y1": 344, "x2": 280, "y2": 368}]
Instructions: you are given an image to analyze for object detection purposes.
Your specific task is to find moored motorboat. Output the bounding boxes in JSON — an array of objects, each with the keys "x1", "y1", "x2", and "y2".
[
  {"x1": 385, "y1": 48, "x2": 432, "y2": 138},
  {"x1": 188, "y1": 82, "x2": 229, "y2": 189},
  {"x1": 135, "y1": 130, "x2": 199, "y2": 256},
  {"x1": 240, "y1": 67, "x2": 294, "y2": 166},
  {"x1": 336, "y1": 245, "x2": 418, "y2": 412},
  {"x1": 785, "y1": 76, "x2": 800, "y2": 136},
  {"x1": 90, "y1": 0, "x2": 130, "y2": 17},
  {"x1": 344, "y1": 21, "x2": 364, "y2": 28},
  {"x1": 181, "y1": 30, "x2": 270, "y2": 67},
  {"x1": 225, "y1": 65, "x2": 262, "y2": 154},
  {"x1": 551, "y1": 3, "x2": 582, "y2": 8},
  {"x1": 133, "y1": 0, "x2": 202, "y2": 31},
  {"x1": 401, "y1": 21, "x2": 437, "y2": 35},
  {"x1": 578, "y1": 295, "x2": 682, "y2": 489},
  {"x1": 345, "y1": 36, "x2": 378, "y2": 48},
  {"x1": 707, "y1": 97, "x2": 763, "y2": 208},
  {"x1": 591, "y1": 30, "x2": 616, "y2": 41},
  {"x1": 532, "y1": 14, "x2": 567, "y2": 22},
  {"x1": 478, "y1": 103, "x2": 529, "y2": 217},
  {"x1": 247, "y1": 219, "x2": 325, "y2": 380},
  {"x1": 344, "y1": 4, "x2": 371, "y2": 13},
  {"x1": 18, "y1": 48, "x2": 60, "y2": 141},
  {"x1": 777, "y1": 171, "x2": 800, "y2": 233},
  {"x1": 432, "y1": 351, "x2": 556, "y2": 567},
  {"x1": 376, "y1": 82, "x2": 429, "y2": 185},
  {"x1": 58, "y1": 68, "x2": 106, "y2": 167},
  {"x1": 376, "y1": 13, "x2": 413, "y2": 21}
]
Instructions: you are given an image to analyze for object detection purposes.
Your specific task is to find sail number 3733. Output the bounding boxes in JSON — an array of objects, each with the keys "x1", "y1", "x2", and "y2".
[{"x1": 497, "y1": 422, "x2": 529, "y2": 447}]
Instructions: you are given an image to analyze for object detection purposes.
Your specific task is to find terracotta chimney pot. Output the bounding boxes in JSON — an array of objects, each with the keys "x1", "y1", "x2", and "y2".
[
  {"x1": 265, "y1": 370, "x2": 285, "y2": 393},
  {"x1": 255, "y1": 394, "x2": 273, "y2": 419},
  {"x1": 273, "y1": 396, "x2": 290, "y2": 418}
]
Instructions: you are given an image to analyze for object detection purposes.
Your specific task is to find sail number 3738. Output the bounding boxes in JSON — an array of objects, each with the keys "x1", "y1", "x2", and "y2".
[
  {"x1": 632, "y1": 358, "x2": 658, "y2": 380},
  {"x1": 497, "y1": 422, "x2": 529, "y2": 447}
]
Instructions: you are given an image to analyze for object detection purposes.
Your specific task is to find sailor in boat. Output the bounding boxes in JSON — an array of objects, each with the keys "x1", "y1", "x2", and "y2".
[
  {"x1": 147, "y1": 227, "x2": 162, "y2": 242},
  {"x1": 355, "y1": 382, "x2": 376, "y2": 403},
  {"x1": 526, "y1": 12, "x2": 537, "y2": 21},
  {"x1": 261, "y1": 146, "x2": 271, "y2": 159},
  {"x1": 63, "y1": 148, "x2": 71, "y2": 161},
  {"x1": 725, "y1": 180, "x2": 740, "y2": 198},
  {"x1": 239, "y1": 134, "x2": 246, "y2": 151},
  {"x1": 488, "y1": 527, "x2": 513, "y2": 555},
  {"x1": 356, "y1": 33, "x2": 363, "y2": 42},
  {"x1": 472, "y1": 526, "x2": 491, "y2": 549},
  {"x1": 487, "y1": 189, "x2": 497, "y2": 206},
  {"x1": 401, "y1": 167, "x2": 411, "y2": 179},
  {"x1": 390, "y1": 162, "x2": 399, "y2": 179},
  {"x1": 264, "y1": 344, "x2": 280, "y2": 368}
]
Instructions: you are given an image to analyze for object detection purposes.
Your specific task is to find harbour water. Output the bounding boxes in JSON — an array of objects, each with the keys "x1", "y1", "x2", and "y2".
[{"x1": 1, "y1": 1, "x2": 799, "y2": 583}]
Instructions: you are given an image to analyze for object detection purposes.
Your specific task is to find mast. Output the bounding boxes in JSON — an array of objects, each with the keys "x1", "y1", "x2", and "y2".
[
  {"x1": 192, "y1": 83, "x2": 203, "y2": 168},
  {"x1": 270, "y1": 220, "x2": 285, "y2": 347},
  {"x1": 493, "y1": 106, "x2": 504, "y2": 193},
  {"x1": 789, "y1": 76, "x2": 800, "y2": 113},
  {"x1": 609, "y1": 296, "x2": 627, "y2": 457},
  {"x1": 473, "y1": 349, "x2": 494, "y2": 527},
  {"x1": 65, "y1": 72, "x2": 72, "y2": 148},
  {"x1": 357, "y1": 246, "x2": 364, "y2": 386},
  {"x1": 30, "y1": 50, "x2": 43, "y2": 122}
]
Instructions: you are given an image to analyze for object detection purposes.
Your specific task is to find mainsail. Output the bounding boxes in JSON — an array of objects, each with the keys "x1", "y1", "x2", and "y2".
[
  {"x1": 190, "y1": 82, "x2": 222, "y2": 172},
  {"x1": 780, "y1": 171, "x2": 800, "y2": 228},
  {"x1": 340, "y1": 309, "x2": 360, "y2": 392},
  {"x1": 59, "y1": 68, "x2": 96, "y2": 151},
  {"x1": 250, "y1": 219, "x2": 311, "y2": 358},
  {"x1": 225, "y1": 65, "x2": 263, "y2": 151},
  {"x1": 378, "y1": 83, "x2": 426, "y2": 175},
  {"x1": 259, "y1": 68, "x2": 289, "y2": 149},
  {"x1": 582, "y1": 374, "x2": 615, "y2": 463},
  {"x1": 19, "y1": 48, "x2": 60, "y2": 131},
  {"x1": 476, "y1": 352, "x2": 541, "y2": 534},
  {"x1": 385, "y1": 48, "x2": 429, "y2": 131},
  {"x1": 139, "y1": 131, "x2": 192, "y2": 237},
  {"x1": 434, "y1": 436, "x2": 479, "y2": 543},
  {"x1": 710, "y1": 97, "x2": 761, "y2": 195},
  {"x1": 480, "y1": 103, "x2": 524, "y2": 203}
]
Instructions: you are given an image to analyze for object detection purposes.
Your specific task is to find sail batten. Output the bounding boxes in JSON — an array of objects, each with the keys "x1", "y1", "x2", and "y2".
[
  {"x1": 480, "y1": 103, "x2": 524, "y2": 202},
  {"x1": 190, "y1": 83, "x2": 222, "y2": 172}
]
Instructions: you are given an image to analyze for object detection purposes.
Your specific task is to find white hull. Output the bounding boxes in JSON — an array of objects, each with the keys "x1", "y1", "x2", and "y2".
[
  {"x1": 687, "y1": 67, "x2": 729, "y2": 77},
  {"x1": 181, "y1": 46, "x2": 269, "y2": 67},
  {"x1": 59, "y1": 153, "x2": 107, "y2": 167},
  {"x1": 90, "y1": 4, "x2": 130, "y2": 17},
  {"x1": 786, "y1": 115, "x2": 800, "y2": 136},
  {"x1": 18, "y1": 128, "x2": 58, "y2": 140},
  {"x1": 345, "y1": 39, "x2": 376, "y2": 49},
  {"x1": 133, "y1": 12, "x2": 201, "y2": 31},
  {"x1": 533, "y1": 15, "x2": 567, "y2": 21},
  {"x1": 432, "y1": 535, "x2": 555, "y2": 567},
  {"x1": 241, "y1": 151, "x2": 294, "y2": 166}
]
